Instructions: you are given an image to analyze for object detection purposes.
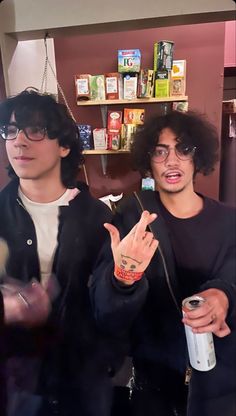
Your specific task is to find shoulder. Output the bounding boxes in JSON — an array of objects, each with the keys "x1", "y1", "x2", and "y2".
[
  {"x1": 203, "y1": 196, "x2": 236, "y2": 228},
  {"x1": 204, "y1": 196, "x2": 236, "y2": 216},
  {"x1": 71, "y1": 183, "x2": 113, "y2": 220}
]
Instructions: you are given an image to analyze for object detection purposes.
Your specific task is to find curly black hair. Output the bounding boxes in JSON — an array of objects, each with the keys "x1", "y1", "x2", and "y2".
[
  {"x1": 0, "y1": 89, "x2": 84, "y2": 188},
  {"x1": 131, "y1": 111, "x2": 219, "y2": 177}
]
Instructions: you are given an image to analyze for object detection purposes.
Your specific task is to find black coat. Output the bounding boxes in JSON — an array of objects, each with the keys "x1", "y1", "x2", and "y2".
[
  {"x1": 0, "y1": 179, "x2": 124, "y2": 416},
  {"x1": 91, "y1": 190, "x2": 236, "y2": 415}
]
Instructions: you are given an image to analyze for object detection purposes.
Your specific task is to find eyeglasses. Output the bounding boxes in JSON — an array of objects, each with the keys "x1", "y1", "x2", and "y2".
[
  {"x1": 151, "y1": 143, "x2": 196, "y2": 163},
  {"x1": 0, "y1": 124, "x2": 47, "y2": 142}
]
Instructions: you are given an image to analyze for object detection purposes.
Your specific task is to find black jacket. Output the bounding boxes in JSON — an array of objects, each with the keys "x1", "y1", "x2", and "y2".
[
  {"x1": 91, "y1": 191, "x2": 236, "y2": 414},
  {"x1": 0, "y1": 293, "x2": 6, "y2": 416},
  {"x1": 0, "y1": 179, "x2": 123, "y2": 416}
]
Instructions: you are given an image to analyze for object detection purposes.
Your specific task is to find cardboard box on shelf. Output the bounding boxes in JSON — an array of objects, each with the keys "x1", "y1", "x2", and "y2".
[
  {"x1": 93, "y1": 128, "x2": 107, "y2": 149},
  {"x1": 170, "y1": 78, "x2": 186, "y2": 96},
  {"x1": 107, "y1": 111, "x2": 122, "y2": 131},
  {"x1": 137, "y1": 69, "x2": 154, "y2": 98},
  {"x1": 171, "y1": 60, "x2": 186, "y2": 77},
  {"x1": 107, "y1": 131, "x2": 121, "y2": 150},
  {"x1": 105, "y1": 73, "x2": 123, "y2": 100},
  {"x1": 90, "y1": 75, "x2": 106, "y2": 100},
  {"x1": 118, "y1": 49, "x2": 141, "y2": 73},
  {"x1": 154, "y1": 70, "x2": 170, "y2": 98},
  {"x1": 172, "y1": 101, "x2": 189, "y2": 112},
  {"x1": 77, "y1": 124, "x2": 92, "y2": 149},
  {"x1": 170, "y1": 60, "x2": 186, "y2": 96},
  {"x1": 120, "y1": 124, "x2": 137, "y2": 150},
  {"x1": 153, "y1": 41, "x2": 174, "y2": 71},
  {"x1": 123, "y1": 74, "x2": 138, "y2": 100},
  {"x1": 123, "y1": 108, "x2": 145, "y2": 125},
  {"x1": 75, "y1": 74, "x2": 91, "y2": 100}
]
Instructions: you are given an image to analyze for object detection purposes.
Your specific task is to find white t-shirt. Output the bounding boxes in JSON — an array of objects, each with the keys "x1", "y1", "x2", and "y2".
[{"x1": 18, "y1": 187, "x2": 79, "y2": 285}]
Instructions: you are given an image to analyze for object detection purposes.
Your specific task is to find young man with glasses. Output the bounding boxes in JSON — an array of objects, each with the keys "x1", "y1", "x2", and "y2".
[
  {"x1": 0, "y1": 89, "x2": 122, "y2": 416},
  {"x1": 91, "y1": 111, "x2": 236, "y2": 416}
]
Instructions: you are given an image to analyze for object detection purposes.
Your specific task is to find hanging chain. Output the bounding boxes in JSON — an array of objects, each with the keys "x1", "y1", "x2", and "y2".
[
  {"x1": 41, "y1": 36, "x2": 76, "y2": 122},
  {"x1": 40, "y1": 37, "x2": 48, "y2": 94},
  {"x1": 40, "y1": 35, "x2": 89, "y2": 186}
]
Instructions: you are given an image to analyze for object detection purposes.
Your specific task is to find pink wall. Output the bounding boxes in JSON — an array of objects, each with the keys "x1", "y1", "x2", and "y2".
[
  {"x1": 224, "y1": 21, "x2": 236, "y2": 67},
  {"x1": 54, "y1": 22, "x2": 225, "y2": 199}
]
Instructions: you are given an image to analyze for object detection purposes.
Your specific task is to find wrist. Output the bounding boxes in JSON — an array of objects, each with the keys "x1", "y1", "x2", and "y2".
[{"x1": 114, "y1": 264, "x2": 143, "y2": 285}]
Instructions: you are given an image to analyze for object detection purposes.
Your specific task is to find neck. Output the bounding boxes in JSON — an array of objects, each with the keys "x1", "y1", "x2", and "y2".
[
  {"x1": 19, "y1": 179, "x2": 67, "y2": 203},
  {"x1": 159, "y1": 187, "x2": 203, "y2": 218}
]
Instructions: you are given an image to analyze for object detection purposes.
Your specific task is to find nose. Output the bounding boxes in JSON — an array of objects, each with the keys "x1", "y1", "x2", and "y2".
[
  {"x1": 13, "y1": 129, "x2": 29, "y2": 146},
  {"x1": 165, "y1": 147, "x2": 179, "y2": 165}
]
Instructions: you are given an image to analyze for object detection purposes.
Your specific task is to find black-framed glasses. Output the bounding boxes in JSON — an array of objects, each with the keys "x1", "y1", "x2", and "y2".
[
  {"x1": 151, "y1": 143, "x2": 196, "y2": 163},
  {"x1": 0, "y1": 124, "x2": 47, "y2": 142}
]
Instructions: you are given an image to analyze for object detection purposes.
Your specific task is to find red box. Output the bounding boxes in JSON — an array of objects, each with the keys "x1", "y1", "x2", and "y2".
[{"x1": 107, "y1": 111, "x2": 122, "y2": 131}]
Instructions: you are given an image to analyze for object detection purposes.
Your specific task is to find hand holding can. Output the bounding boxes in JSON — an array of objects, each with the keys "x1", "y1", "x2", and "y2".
[{"x1": 182, "y1": 296, "x2": 216, "y2": 371}]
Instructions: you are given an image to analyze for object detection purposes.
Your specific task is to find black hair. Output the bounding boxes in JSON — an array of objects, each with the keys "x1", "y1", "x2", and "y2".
[
  {"x1": 0, "y1": 89, "x2": 84, "y2": 187},
  {"x1": 131, "y1": 111, "x2": 219, "y2": 177}
]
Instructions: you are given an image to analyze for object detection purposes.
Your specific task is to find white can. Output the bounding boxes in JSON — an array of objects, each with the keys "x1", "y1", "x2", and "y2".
[{"x1": 182, "y1": 295, "x2": 216, "y2": 371}]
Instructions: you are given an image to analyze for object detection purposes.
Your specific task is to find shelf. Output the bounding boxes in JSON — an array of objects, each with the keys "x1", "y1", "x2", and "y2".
[
  {"x1": 77, "y1": 96, "x2": 188, "y2": 106},
  {"x1": 82, "y1": 149, "x2": 130, "y2": 155}
]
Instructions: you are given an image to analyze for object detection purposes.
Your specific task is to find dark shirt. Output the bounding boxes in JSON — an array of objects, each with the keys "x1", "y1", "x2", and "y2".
[{"x1": 157, "y1": 194, "x2": 236, "y2": 300}]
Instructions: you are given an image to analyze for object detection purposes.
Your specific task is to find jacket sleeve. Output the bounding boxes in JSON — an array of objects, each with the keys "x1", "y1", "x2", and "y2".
[
  {"x1": 90, "y1": 196, "x2": 149, "y2": 336},
  {"x1": 200, "y1": 207, "x2": 236, "y2": 325}
]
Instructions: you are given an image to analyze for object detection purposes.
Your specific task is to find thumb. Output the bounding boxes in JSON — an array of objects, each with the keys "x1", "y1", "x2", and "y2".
[
  {"x1": 214, "y1": 321, "x2": 231, "y2": 338},
  {"x1": 104, "y1": 223, "x2": 120, "y2": 250}
]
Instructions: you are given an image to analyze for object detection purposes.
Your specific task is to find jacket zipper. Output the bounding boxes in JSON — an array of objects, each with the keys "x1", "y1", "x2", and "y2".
[{"x1": 16, "y1": 197, "x2": 28, "y2": 212}]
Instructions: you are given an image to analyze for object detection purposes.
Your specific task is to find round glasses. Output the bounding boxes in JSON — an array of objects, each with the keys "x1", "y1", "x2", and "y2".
[
  {"x1": 0, "y1": 124, "x2": 47, "y2": 142},
  {"x1": 151, "y1": 144, "x2": 196, "y2": 163}
]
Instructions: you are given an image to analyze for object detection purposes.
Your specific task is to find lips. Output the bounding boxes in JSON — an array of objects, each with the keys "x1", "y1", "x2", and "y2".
[
  {"x1": 166, "y1": 172, "x2": 181, "y2": 179},
  {"x1": 163, "y1": 170, "x2": 183, "y2": 184},
  {"x1": 14, "y1": 156, "x2": 34, "y2": 161}
]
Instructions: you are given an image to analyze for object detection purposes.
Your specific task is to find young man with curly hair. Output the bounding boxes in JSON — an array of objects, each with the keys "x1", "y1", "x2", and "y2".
[
  {"x1": 91, "y1": 111, "x2": 236, "y2": 416},
  {"x1": 0, "y1": 89, "x2": 123, "y2": 416}
]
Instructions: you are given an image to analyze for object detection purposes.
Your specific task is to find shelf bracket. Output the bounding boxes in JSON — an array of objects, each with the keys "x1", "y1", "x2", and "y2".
[
  {"x1": 100, "y1": 154, "x2": 108, "y2": 175},
  {"x1": 101, "y1": 105, "x2": 108, "y2": 128},
  {"x1": 100, "y1": 105, "x2": 108, "y2": 175}
]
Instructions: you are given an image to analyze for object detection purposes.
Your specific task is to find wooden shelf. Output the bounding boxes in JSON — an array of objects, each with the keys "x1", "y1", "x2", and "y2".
[
  {"x1": 83, "y1": 149, "x2": 130, "y2": 155},
  {"x1": 77, "y1": 96, "x2": 188, "y2": 106}
]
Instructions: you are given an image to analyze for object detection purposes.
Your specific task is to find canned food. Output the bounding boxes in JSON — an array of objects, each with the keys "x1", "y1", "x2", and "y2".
[{"x1": 182, "y1": 295, "x2": 216, "y2": 371}]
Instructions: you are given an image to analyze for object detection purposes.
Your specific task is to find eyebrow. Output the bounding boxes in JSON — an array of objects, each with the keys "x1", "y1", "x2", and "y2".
[
  {"x1": 156, "y1": 138, "x2": 182, "y2": 147},
  {"x1": 155, "y1": 144, "x2": 171, "y2": 148}
]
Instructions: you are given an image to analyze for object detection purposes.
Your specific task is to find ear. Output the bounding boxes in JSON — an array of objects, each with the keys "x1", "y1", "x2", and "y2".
[{"x1": 60, "y1": 146, "x2": 70, "y2": 158}]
